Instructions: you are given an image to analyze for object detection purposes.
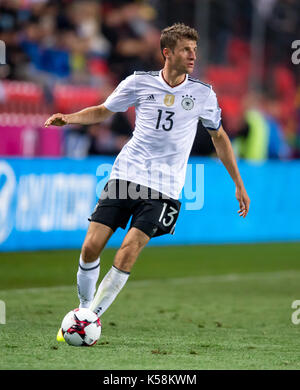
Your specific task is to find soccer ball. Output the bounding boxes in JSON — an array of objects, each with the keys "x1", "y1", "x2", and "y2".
[{"x1": 61, "y1": 308, "x2": 101, "y2": 347}]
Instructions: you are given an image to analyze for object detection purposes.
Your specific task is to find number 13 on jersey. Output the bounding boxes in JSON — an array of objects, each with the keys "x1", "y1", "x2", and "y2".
[{"x1": 155, "y1": 110, "x2": 175, "y2": 131}]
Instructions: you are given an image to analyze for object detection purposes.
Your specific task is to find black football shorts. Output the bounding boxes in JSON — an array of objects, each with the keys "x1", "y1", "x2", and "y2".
[{"x1": 89, "y1": 179, "x2": 181, "y2": 238}]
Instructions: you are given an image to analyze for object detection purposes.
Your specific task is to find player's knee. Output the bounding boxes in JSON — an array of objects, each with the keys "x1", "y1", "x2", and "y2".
[
  {"x1": 114, "y1": 242, "x2": 139, "y2": 270},
  {"x1": 81, "y1": 242, "x2": 100, "y2": 263},
  {"x1": 120, "y1": 240, "x2": 142, "y2": 256}
]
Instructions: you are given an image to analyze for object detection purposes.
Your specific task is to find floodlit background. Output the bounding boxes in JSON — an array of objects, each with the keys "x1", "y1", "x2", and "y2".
[{"x1": 0, "y1": 0, "x2": 299, "y2": 250}]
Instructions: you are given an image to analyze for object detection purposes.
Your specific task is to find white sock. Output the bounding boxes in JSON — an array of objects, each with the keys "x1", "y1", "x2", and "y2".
[
  {"x1": 89, "y1": 265, "x2": 130, "y2": 317},
  {"x1": 77, "y1": 255, "x2": 100, "y2": 308}
]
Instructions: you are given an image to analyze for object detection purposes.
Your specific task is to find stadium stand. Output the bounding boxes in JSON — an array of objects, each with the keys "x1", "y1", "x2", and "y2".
[{"x1": 0, "y1": 0, "x2": 298, "y2": 158}]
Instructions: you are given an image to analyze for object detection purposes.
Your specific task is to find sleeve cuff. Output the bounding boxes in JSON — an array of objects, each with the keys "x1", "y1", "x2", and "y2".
[{"x1": 205, "y1": 120, "x2": 222, "y2": 131}]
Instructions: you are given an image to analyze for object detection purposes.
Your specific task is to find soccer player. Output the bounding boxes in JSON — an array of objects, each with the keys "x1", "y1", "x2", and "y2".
[{"x1": 44, "y1": 23, "x2": 250, "y2": 339}]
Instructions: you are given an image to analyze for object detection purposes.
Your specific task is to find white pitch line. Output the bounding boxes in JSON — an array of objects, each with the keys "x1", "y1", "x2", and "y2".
[{"x1": 1, "y1": 269, "x2": 300, "y2": 295}]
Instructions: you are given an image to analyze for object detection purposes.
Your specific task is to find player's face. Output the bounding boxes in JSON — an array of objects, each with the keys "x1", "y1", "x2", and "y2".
[{"x1": 167, "y1": 39, "x2": 197, "y2": 74}]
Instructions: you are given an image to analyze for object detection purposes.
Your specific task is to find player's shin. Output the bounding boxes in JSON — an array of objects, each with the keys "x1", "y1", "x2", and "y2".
[
  {"x1": 77, "y1": 254, "x2": 100, "y2": 308},
  {"x1": 89, "y1": 266, "x2": 130, "y2": 317}
]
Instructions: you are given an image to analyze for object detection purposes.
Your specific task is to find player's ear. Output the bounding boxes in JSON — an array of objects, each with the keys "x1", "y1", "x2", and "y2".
[{"x1": 163, "y1": 47, "x2": 171, "y2": 60}]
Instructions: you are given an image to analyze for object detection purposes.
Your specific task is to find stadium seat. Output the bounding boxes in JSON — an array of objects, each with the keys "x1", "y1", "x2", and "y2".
[
  {"x1": 205, "y1": 65, "x2": 249, "y2": 95},
  {"x1": 227, "y1": 38, "x2": 251, "y2": 66},
  {"x1": 53, "y1": 85, "x2": 103, "y2": 113},
  {"x1": 0, "y1": 80, "x2": 46, "y2": 114}
]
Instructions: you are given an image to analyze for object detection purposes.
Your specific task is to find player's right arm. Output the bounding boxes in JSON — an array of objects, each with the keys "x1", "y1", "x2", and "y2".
[{"x1": 44, "y1": 104, "x2": 114, "y2": 127}]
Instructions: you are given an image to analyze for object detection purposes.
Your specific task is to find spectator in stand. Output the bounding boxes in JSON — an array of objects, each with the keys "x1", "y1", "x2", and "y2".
[
  {"x1": 262, "y1": 93, "x2": 291, "y2": 159},
  {"x1": 0, "y1": 0, "x2": 31, "y2": 80},
  {"x1": 232, "y1": 91, "x2": 291, "y2": 160},
  {"x1": 0, "y1": 0, "x2": 299, "y2": 158},
  {"x1": 17, "y1": 1, "x2": 112, "y2": 85},
  {"x1": 101, "y1": 0, "x2": 162, "y2": 79}
]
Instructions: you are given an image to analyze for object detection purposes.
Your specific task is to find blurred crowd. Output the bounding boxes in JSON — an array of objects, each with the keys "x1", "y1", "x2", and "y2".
[{"x1": 0, "y1": 0, "x2": 299, "y2": 159}]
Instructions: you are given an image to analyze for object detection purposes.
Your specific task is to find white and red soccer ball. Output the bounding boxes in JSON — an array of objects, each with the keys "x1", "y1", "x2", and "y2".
[{"x1": 61, "y1": 308, "x2": 101, "y2": 347}]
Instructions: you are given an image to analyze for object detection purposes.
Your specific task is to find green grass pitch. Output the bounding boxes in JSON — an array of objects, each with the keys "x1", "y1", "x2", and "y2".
[{"x1": 0, "y1": 243, "x2": 300, "y2": 370}]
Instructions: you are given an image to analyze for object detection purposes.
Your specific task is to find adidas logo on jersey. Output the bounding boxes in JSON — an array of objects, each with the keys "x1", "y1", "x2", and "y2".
[{"x1": 146, "y1": 94, "x2": 155, "y2": 101}]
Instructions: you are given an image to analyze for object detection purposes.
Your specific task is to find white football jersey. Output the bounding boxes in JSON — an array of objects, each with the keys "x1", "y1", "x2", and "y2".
[{"x1": 103, "y1": 69, "x2": 221, "y2": 199}]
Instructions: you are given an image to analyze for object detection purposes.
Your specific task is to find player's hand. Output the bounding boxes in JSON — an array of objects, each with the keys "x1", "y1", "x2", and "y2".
[
  {"x1": 44, "y1": 113, "x2": 68, "y2": 127},
  {"x1": 236, "y1": 185, "x2": 250, "y2": 218}
]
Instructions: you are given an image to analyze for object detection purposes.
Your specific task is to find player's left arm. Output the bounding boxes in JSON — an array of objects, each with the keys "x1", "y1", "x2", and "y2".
[{"x1": 207, "y1": 125, "x2": 250, "y2": 218}]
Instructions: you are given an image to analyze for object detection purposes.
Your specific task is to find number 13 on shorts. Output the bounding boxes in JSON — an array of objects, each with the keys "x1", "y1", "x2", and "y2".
[{"x1": 158, "y1": 202, "x2": 179, "y2": 232}]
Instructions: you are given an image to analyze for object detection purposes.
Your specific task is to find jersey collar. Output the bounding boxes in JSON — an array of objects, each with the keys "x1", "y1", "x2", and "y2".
[{"x1": 159, "y1": 69, "x2": 188, "y2": 90}]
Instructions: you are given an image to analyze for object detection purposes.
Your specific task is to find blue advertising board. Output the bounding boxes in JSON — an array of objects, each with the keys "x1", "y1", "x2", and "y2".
[{"x1": 0, "y1": 157, "x2": 299, "y2": 252}]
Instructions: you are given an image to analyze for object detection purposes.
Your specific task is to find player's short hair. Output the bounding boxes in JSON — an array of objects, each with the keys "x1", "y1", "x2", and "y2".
[{"x1": 160, "y1": 23, "x2": 198, "y2": 60}]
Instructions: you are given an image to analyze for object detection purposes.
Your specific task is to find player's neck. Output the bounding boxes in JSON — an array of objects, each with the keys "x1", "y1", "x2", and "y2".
[{"x1": 162, "y1": 66, "x2": 186, "y2": 88}]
